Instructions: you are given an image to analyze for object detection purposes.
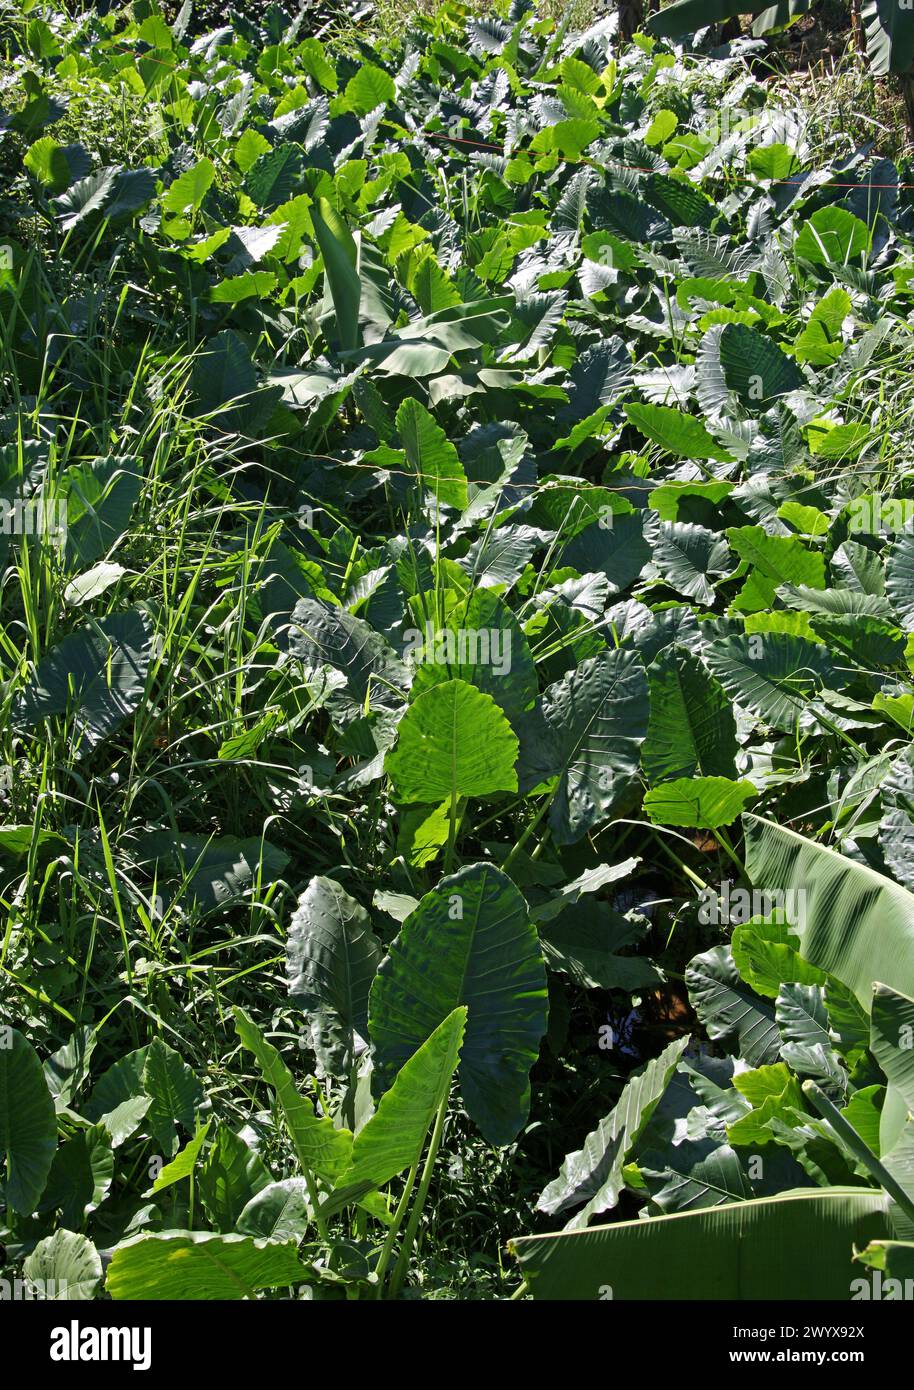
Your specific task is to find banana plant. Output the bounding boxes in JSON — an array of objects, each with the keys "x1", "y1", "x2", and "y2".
[{"x1": 513, "y1": 823, "x2": 914, "y2": 1299}]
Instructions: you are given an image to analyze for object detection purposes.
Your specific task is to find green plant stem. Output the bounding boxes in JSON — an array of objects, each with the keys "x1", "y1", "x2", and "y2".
[
  {"x1": 372, "y1": 1161, "x2": 420, "y2": 1297},
  {"x1": 302, "y1": 1164, "x2": 330, "y2": 1244},
  {"x1": 443, "y1": 794, "x2": 461, "y2": 875},
  {"x1": 802, "y1": 1080, "x2": 914, "y2": 1224},
  {"x1": 503, "y1": 794, "x2": 553, "y2": 873},
  {"x1": 715, "y1": 825, "x2": 747, "y2": 880},
  {"x1": 386, "y1": 1093, "x2": 448, "y2": 1299}
]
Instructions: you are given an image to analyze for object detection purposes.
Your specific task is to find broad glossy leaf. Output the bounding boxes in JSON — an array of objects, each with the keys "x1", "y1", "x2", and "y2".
[
  {"x1": 385, "y1": 679, "x2": 518, "y2": 803},
  {"x1": 642, "y1": 646, "x2": 738, "y2": 782},
  {"x1": 795, "y1": 206, "x2": 872, "y2": 264},
  {"x1": 233, "y1": 1007, "x2": 352, "y2": 1184},
  {"x1": 648, "y1": 521, "x2": 733, "y2": 606},
  {"x1": 236, "y1": 1179, "x2": 313, "y2": 1240},
  {"x1": 337, "y1": 1008, "x2": 465, "y2": 1188},
  {"x1": 407, "y1": 587, "x2": 538, "y2": 720},
  {"x1": 639, "y1": 1141, "x2": 753, "y2": 1213},
  {"x1": 106, "y1": 1231, "x2": 303, "y2": 1300},
  {"x1": 515, "y1": 648, "x2": 649, "y2": 845},
  {"x1": 644, "y1": 775, "x2": 755, "y2": 828},
  {"x1": 285, "y1": 876, "x2": 382, "y2": 1077},
  {"x1": 537, "y1": 1037, "x2": 689, "y2": 1228},
  {"x1": 514, "y1": 1188, "x2": 894, "y2": 1299},
  {"x1": 539, "y1": 900, "x2": 663, "y2": 992},
  {"x1": 289, "y1": 597, "x2": 408, "y2": 724},
  {"x1": 142, "y1": 1039, "x2": 203, "y2": 1158},
  {"x1": 719, "y1": 323, "x2": 804, "y2": 406},
  {"x1": 862, "y1": 0, "x2": 914, "y2": 72},
  {"x1": 686, "y1": 945, "x2": 781, "y2": 1066},
  {"x1": 12, "y1": 609, "x2": 152, "y2": 750},
  {"x1": 624, "y1": 403, "x2": 733, "y2": 461},
  {"x1": 396, "y1": 397, "x2": 468, "y2": 511},
  {"x1": 162, "y1": 158, "x2": 214, "y2": 215},
  {"x1": 312, "y1": 196, "x2": 360, "y2": 351},
  {"x1": 23, "y1": 1230, "x2": 102, "y2": 1300},
  {"x1": 198, "y1": 1124, "x2": 273, "y2": 1230},
  {"x1": 743, "y1": 814, "x2": 914, "y2": 1009},
  {"x1": 341, "y1": 63, "x2": 395, "y2": 115},
  {"x1": 704, "y1": 632, "x2": 835, "y2": 732},
  {"x1": 886, "y1": 530, "x2": 914, "y2": 632},
  {"x1": 0, "y1": 1027, "x2": 57, "y2": 1215},
  {"x1": 369, "y1": 864, "x2": 547, "y2": 1145}
]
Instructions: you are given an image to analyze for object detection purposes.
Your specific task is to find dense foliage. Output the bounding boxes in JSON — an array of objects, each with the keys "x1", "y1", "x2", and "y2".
[{"x1": 3, "y1": 0, "x2": 914, "y2": 1302}]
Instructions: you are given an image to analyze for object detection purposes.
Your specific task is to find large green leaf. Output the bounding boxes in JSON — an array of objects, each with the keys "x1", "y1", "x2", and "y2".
[
  {"x1": 23, "y1": 1230, "x2": 102, "y2": 1300},
  {"x1": 289, "y1": 597, "x2": 408, "y2": 723},
  {"x1": 647, "y1": 0, "x2": 747, "y2": 39},
  {"x1": 0, "y1": 1027, "x2": 57, "y2": 1215},
  {"x1": 236, "y1": 1179, "x2": 313, "y2": 1240},
  {"x1": 624, "y1": 403, "x2": 733, "y2": 461},
  {"x1": 161, "y1": 157, "x2": 215, "y2": 215},
  {"x1": 728, "y1": 525, "x2": 827, "y2": 592},
  {"x1": 106, "y1": 1231, "x2": 304, "y2": 1300},
  {"x1": 743, "y1": 815, "x2": 914, "y2": 1009},
  {"x1": 863, "y1": 0, "x2": 914, "y2": 74},
  {"x1": 515, "y1": 648, "x2": 649, "y2": 845},
  {"x1": 142, "y1": 1038, "x2": 204, "y2": 1158},
  {"x1": 871, "y1": 984, "x2": 914, "y2": 1113},
  {"x1": 870, "y1": 983, "x2": 914, "y2": 1155},
  {"x1": 336, "y1": 1008, "x2": 465, "y2": 1189},
  {"x1": 644, "y1": 775, "x2": 756, "y2": 829},
  {"x1": 311, "y1": 196, "x2": 360, "y2": 351},
  {"x1": 719, "y1": 323, "x2": 804, "y2": 406},
  {"x1": 396, "y1": 397, "x2": 468, "y2": 511},
  {"x1": 285, "y1": 876, "x2": 383, "y2": 1078},
  {"x1": 686, "y1": 945, "x2": 781, "y2": 1066},
  {"x1": 53, "y1": 166, "x2": 119, "y2": 230},
  {"x1": 642, "y1": 646, "x2": 738, "y2": 783},
  {"x1": 704, "y1": 632, "x2": 835, "y2": 731},
  {"x1": 60, "y1": 455, "x2": 141, "y2": 568},
  {"x1": 385, "y1": 678, "x2": 518, "y2": 803},
  {"x1": 648, "y1": 521, "x2": 733, "y2": 606},
  {"x1": 198, "y1": 1124, "x2": 273, "y2": 1231},
  {"x1": 513, "y1": 1189, "x2": 895, "y2": 1299},
  {"x1": 369, "y1": 864, "x2": 548, "y2": 1145},
  {"x1": 233, "y1": 1007, "x2": 353, "y2": 1184},
  {"x1": 886, "y1": 530, "x2": 914, "y2": 632},
  {"x1": 12, "y1": 609, "x2": 152, "y2": 750},
  {"x1": 407, "y1": 587, "x2": 538, "y2": 721},
  {"x1": 537, "y1": 1037, "x2": 689, "y2": 1228},
  {"x1": 639, "y1": 1140, "x2": 756, "y2": 1212},
  {"x1": 341, "y1": 62, "x2": 396, "y2": 115},
  {"x1": 795, "y1": 207, "x2": 872, "y2": 265}
]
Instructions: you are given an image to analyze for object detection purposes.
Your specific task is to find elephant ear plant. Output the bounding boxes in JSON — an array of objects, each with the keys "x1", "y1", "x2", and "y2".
[
  {"x1": 5, "y1": 0, "x2": 914, "y2": 1303},
  {"x1": 511, "y1": 823, "x2": 914, "y2": 1299}
]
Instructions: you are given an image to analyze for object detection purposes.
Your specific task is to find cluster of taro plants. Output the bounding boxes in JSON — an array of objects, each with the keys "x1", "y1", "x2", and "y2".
[{"x1": 1, "y1": 0, "x2": 914, "y2": 1300}]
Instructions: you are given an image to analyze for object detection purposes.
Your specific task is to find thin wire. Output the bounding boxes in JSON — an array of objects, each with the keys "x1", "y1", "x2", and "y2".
[{"x1": 61, "y1": 41, "x2": 914, "y2": 188}]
